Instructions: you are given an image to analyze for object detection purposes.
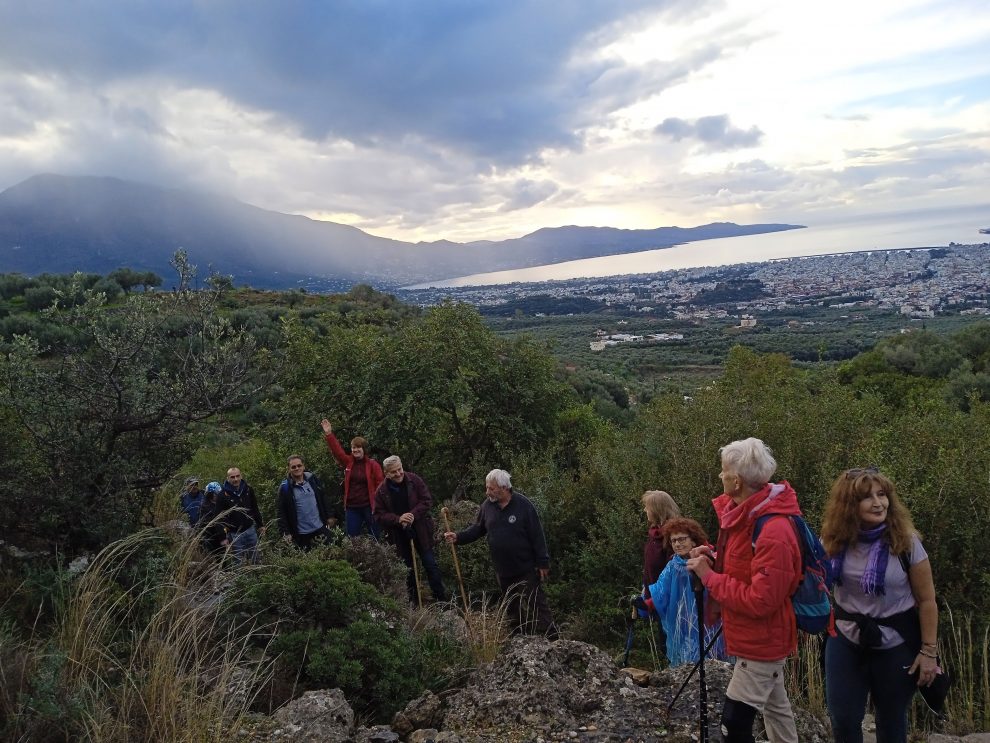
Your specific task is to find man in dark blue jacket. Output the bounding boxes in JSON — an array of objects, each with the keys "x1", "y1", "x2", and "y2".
[
  {"x1": 219, "y1": 467, "x2": 265, "y2": 563},
  {"x1": 276, "y1": 455, "x2": 335, "y2": 550},
  {"x1": 444, "y1": 468, "x2": 558, "y2": 639}
]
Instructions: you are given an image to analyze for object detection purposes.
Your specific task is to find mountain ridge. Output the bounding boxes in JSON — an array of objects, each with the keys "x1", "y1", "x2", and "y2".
[{"x1": 0, "y1": 174, "x2": 805, "y2": 289}]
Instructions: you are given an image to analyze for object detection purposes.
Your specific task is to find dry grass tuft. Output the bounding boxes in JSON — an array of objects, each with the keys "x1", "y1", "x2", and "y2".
[{"x1": 3, "y1": 528, "x2": 273, "y2": 742}]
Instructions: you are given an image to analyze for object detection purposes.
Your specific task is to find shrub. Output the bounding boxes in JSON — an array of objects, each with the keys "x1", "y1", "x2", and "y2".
[{"x1": 232, "y1": 549, "x2": 421, "y2": 720}]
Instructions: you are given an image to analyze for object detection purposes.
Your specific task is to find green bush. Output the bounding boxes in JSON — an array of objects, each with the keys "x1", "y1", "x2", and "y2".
[{"x1": 233, "y1": 551, "x2": 422, "y2": 721}]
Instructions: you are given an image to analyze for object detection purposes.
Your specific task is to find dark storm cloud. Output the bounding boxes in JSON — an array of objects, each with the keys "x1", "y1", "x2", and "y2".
[
  {"x1": 655, "y1": 114, "x2": 763, "y2": 149},
  {"x1": 499, "y1": 179, "x2": 560, "y2": 212},
  {"x1": 0, "y1": 0, "x2": 709, "y2": 166}
]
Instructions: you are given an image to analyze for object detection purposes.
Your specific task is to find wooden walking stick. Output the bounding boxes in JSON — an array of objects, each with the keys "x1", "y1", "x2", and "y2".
[
  {"x1": 441, "y1": 507, "x2": 470, "y2": 613},
  {"x1": 406, "y1": 527, "x2": 423, "y2": 609}
]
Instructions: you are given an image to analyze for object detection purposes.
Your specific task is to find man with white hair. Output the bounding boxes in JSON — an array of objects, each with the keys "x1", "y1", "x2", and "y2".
[
  {"x1": 373, "y1": 455, "x2": 447, "y2": 604},
  {"x1": 444, "y1": 469, "x2": 558, "y2": 639}
]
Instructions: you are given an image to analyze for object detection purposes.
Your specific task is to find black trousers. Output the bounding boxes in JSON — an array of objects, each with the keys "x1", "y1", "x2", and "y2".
[{"x1": 497, "y1": 569, "x2": 559, "y2": 640}]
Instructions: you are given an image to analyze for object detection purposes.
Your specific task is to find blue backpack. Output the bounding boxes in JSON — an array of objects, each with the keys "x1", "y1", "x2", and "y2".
[{"x1": 752, "y1": 514, "x2": 833, "y2": 635}]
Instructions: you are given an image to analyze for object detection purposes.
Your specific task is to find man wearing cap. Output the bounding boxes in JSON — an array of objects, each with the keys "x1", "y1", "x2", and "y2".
[
  {"x1": 276, "y1": 454, "x2": 336, "y2": 550},
  {"x1": 179, "y1": 477, "x2": 205, "y2": 525}
]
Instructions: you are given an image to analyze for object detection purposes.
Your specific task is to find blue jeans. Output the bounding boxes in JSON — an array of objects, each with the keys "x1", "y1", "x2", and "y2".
[
  {"x1": 345, "y1": 505, "x2": 380, "y2": 540},
  {"x1": 230, "y1": 525, "x2": 259, "y2": 564},
  {"x1": 825, "y1": 633, "x2": 917, "y2": 743}
]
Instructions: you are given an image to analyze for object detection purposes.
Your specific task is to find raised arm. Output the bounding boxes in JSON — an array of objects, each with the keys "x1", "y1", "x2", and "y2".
[{"x1": 321, "y1": 418, "x2": 349, "y2": 467}]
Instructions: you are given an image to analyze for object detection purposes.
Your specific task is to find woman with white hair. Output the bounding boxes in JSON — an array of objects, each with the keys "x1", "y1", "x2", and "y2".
[{"x1": 686, "y1": 437, "x2": 803, "y2": 743}]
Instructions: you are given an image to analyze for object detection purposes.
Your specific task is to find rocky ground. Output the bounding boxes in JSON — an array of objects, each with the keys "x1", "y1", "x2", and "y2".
[
  {"x1": 236, "y1": 633, "x2": 988, "y2": 743},
  {"x1": 241, "y1": 636, "x2": 831, "y2": 742}
]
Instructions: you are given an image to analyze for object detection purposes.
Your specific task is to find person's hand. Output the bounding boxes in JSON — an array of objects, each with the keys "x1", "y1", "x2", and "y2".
[
  {"x1": 538, "y1": 567, "x2": 550, "y2": 580},
  {"x1": 320, "y1": 418, "x2": 332, "y2": 435},
  {"x1": 909, "y1": 652, "x2": 939, "y2": 686},
  {"x1": 258, "y1": 526, "x2": 267, "y2": 536},
  {"x1": 282, "y1": 534, "x2": 292, "y2": 544},
  {"x1": 689, "y1": 545, "x2": 714, "y2": 560},
  {"x1": 687, "y1": 555, "x2": 714, "y2": 582},
  {"x1": 444, "y1": 531, "x2": 458, "y2": 544},
  {"x1": 326, "y1": 518, "x2": 337, "y2": 529},
  {"x1": 399, "y1": 512, "x2": 414, "y2": 526}
]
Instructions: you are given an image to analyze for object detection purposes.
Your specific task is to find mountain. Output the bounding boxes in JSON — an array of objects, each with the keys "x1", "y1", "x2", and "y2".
[{"x1": 0, "y1": 174, "x2": 804, "y2": 289}]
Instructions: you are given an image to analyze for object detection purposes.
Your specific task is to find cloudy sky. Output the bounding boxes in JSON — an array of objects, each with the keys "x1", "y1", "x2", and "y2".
[{"x1": 1, "y1": 0, "x2": 987, "y2": 243}]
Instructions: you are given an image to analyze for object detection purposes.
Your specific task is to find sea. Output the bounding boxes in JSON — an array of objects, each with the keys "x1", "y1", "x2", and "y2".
[{"x1": 411, "y1": 204, "x2": 989, "y2": 288}]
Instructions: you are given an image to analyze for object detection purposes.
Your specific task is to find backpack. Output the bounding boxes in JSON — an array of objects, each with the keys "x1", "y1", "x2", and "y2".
[{"x1": 752, "y1": 514, "x2": 833, "y2": 635}]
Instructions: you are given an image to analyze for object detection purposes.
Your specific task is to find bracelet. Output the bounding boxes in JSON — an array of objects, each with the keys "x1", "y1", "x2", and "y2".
[
  {"x1": 918, "y1": 649, "x2": 937, "y2": 658},
  {"x1": 922, "y1": 641, "x2": 937, "y2": 648}
]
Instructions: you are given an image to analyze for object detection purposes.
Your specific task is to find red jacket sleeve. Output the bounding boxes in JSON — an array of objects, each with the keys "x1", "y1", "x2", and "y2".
[
  {"x1": 324, "y1": 432, "x2": 351, "y2": 468},
  {"x1": 703, "y1": 518, "x2": 800, "y2": 619},
  {"x1": 368, "y1": 460, "x2": 384, "y2": 510}
]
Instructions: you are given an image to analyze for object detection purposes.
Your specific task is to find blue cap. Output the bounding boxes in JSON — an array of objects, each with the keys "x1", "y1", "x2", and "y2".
[{"x1": 205, "y1": 481, "x2": 222, "y2": 494}]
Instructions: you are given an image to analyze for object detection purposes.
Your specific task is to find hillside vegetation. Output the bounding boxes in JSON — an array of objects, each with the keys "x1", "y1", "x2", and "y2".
[{"x1": 1, "y1": 260, "x2": 988, "y2": 740}]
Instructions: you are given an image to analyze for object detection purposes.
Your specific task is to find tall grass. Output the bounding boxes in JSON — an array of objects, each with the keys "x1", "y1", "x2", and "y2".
[
  {"x1": 2, "y1": 528, "x2": 273, "y2": 742},
  {"x1": 939, "y1": 606, "x2": 989, "y2": 735}
]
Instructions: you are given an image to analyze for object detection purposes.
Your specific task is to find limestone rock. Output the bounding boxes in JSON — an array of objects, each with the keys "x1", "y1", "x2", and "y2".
[
  {"x1": 270, "y1": 688, "x2": 354, "y2": 742},
  {"x1": 353, "y1": 726, "x2": 401, "y2": 742},
  {"x1": 393, "y1": 690, "x2": 443, "y2": 735}
]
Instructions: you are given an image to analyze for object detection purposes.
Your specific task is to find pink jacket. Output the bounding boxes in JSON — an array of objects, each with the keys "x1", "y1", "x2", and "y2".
[{"x1": 702, "y1": 481, "x2": 802, "y2": 661}]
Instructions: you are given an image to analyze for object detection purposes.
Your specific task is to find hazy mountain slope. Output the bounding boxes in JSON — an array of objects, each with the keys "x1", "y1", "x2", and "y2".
[{"x1": 0, "y1": 175, "x2": 804, "y2": 287}]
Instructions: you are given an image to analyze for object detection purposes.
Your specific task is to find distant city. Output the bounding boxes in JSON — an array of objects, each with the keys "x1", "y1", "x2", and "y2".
[{"x1": 397, "y1": 243, "x2": 990, "y2": 321}]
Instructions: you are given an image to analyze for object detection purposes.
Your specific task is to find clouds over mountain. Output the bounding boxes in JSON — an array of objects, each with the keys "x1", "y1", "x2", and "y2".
[{"x1": 0, "y1": 1, "x2": 987, "y2": 243}]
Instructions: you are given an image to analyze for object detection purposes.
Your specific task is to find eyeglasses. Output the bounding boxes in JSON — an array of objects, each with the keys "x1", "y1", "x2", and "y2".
[
  {"x1": 670, "y1": 536, "x2": 693, "y2": 545},
  {"x1": 845, "y1": 466, "x2": 879, "y2": 478}
]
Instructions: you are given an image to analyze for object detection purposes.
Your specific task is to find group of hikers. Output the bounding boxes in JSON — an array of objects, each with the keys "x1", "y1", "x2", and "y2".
[
  {"x1": 178, "y1": 424, "x2": 945, "y2": 743},
  {"x1": 177, "y1": 419, "x2": 559, "y2": 639},
  {"x1": 637, "y1": 437, "x2": 945, "y2": 743}
]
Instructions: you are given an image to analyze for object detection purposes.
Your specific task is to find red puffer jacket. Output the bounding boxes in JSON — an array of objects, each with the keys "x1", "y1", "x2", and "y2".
[{"x1": 702, "y1": 481, "x2": 802, "y2": 661}]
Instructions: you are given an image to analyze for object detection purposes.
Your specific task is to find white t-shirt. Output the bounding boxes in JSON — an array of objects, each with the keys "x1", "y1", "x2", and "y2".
[{"x1": 833, "y1": 534, "x2": 927, "y2": 649}]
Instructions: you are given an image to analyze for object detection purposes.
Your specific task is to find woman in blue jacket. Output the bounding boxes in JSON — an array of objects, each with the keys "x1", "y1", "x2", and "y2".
[{"x1": 646, "y1": 517, "x2": 726, "y2": 666}]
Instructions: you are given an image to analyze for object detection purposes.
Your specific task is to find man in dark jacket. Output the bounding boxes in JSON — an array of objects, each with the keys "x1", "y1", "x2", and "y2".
[
  {"x1": 374, "y1": 455, "x2": 447, "y2": 604},
  {"x1": 444, "y1": 468, "x2": 558, "y2": 639},
  {"x1": 276, "y1": 454, "x2": 335, "y2": 550},
  {"x1": 219, "y1": 467, "x2": 265, "y2": 563}
]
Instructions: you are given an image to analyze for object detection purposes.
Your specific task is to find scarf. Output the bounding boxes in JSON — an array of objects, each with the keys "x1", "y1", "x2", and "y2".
[{"x1": 831, "y1": 524, "x2": 889, "y2": 595}]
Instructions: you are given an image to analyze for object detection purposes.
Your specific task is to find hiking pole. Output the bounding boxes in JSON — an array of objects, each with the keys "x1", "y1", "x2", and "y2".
[
  {"x1": 665, "y1": 624, "x2": 724, "y2": 714},
  {"x1": 692, "y1": 573, "x2": 710, "y2": 743},
  {"x1": 441, "y1": 507, "x2": 469, "y2": 613},
  {"x1": 406, "y1": 527, "x2": 423, "y2": 609},
  {"x1": 622, "y1": 601, "x2": 636, "y2": 667}
]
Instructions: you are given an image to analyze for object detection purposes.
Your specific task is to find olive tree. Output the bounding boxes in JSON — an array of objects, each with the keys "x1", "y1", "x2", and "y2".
[{"x1": 0, "y1": 253, "x2": 267, "y2": 552}]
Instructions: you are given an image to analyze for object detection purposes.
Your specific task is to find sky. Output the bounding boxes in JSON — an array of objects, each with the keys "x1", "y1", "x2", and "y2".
[{"x1": 0, "y1": 0, "x2": 988, "y2": 244}]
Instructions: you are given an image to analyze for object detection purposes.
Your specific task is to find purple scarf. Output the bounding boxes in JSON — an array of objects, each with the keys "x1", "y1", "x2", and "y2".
[{"x1": 830, "y1": 524, "x2": 890, "y2": 596}]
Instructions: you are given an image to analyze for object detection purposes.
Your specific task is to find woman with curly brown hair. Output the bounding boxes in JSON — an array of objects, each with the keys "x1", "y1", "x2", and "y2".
[
  {"x1": 821, "y1": 467, "x2": 941, "y2": 743},
  {"x1": 643, "y1": 516, "x2": 726, "y2": 666}
]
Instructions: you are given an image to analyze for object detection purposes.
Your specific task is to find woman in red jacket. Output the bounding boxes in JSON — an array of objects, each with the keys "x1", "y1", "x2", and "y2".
[
  {"x1": 687, "y1": 437, "x2": 802, "y2": 743},
  {"x1": 321, "y1": 418, "x2": 384, "y2": 539}
]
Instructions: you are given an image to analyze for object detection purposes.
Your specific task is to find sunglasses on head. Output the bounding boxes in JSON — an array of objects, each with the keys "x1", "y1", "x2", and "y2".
[{"x1": 845, "y1": 466, "x2": 879, "y2": 478}]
